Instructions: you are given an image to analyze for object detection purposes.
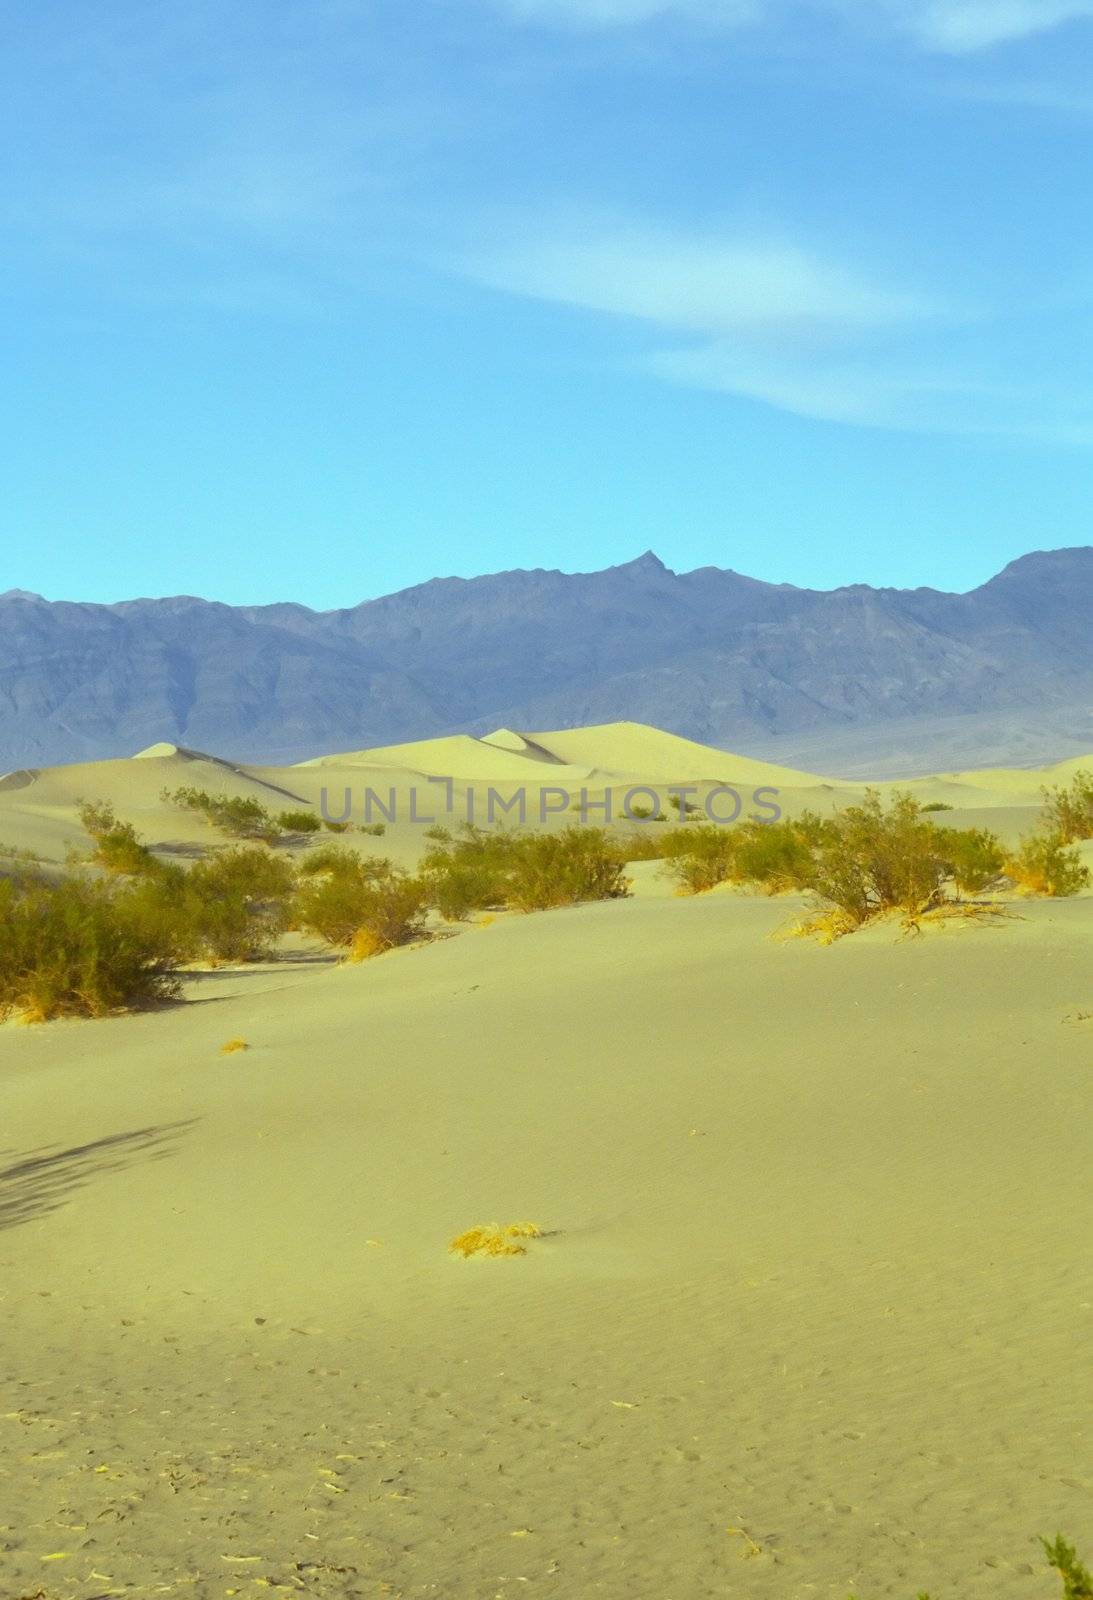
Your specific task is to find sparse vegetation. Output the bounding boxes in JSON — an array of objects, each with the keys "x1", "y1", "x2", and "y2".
[
  {"x1": 0, "y1": 872, "x2": 181, "y2": 1021},
  {"x1": 654, "y1": 792, "x2": 1065, "y2": 940},
  {"x1": 422, "y1": 824, "x2": 630, "y2": 917},
  {"x1": 276, "y1": 808, "x2": 321, "y2": 833},
  {"x1": 1041, "y1": 769, "x2": 1093, "y2": 843},
  {"x1": 1005, "y1": 830, "x2": 1091, "y2": 898},
  {"x1": 220, "y1": 1037, "x2": 249, "y2": 1054},
  {"x1": 77, "y1": 799, "x2": 163, "y2": 876},
  {"x1": 935, "y1": 825, "x2": 1008, "y2": 895},
  {"x1": 359, "y1": 822, "x2": 387, "y2": 836},
  {"x1": 294, "y1": 849, "x2": 427, "y2": 952},
  {"x1": 162, "y1": 785, "x2": 279, "y2": 842}
]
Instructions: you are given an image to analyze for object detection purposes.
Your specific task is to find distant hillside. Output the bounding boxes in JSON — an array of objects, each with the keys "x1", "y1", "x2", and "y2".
[{"x1": 2, "y1": 546, "x2": 1092, "y2": 770}]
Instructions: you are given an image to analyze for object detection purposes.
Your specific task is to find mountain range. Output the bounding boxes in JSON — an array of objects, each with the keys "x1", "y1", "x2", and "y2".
[{"x1": 2, "y1": 546, "x2": 1092, "y2": 775}]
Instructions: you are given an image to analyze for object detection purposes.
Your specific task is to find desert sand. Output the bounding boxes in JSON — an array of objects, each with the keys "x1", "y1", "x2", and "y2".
[{"x1": 2, "y1": 723, "x2": 1092, "y2": 1599}]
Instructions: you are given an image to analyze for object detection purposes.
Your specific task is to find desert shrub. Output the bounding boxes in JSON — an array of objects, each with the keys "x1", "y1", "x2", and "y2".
[
  {"x1": 163, "y1": 786, "x2": 279, "y2": 843},
  {"x1": 359, "y1": 822, "x2": 387, "y2": 836},
  {"x1": 276, "y1": 808, "x2": 321, "y2": 833},
  {"x1": 324, "y1": 820, "x2": 350, "y2": 834},
  {"x1": 77, "y1": 799, "x2": 162, "y2": 876},
  {"x1": 733, "y1": 816, "x2": 822, "y2": 892},
  {"x1": 935, "y1": 825, "x2": 1007, "y2": 895},
  {"x1": 1005, "y1": 831, "x2": 1090, "y2": 898},
  {"x1": 183, "y1": 847, "x2": 296, "y2": 960},
  {"x1": 420, "y1": 826, "x2": 518, "y2": 920},
  {"x1": 296, "y1": 844, "x2": 364, "y2": 879},
  {"x1": 801, "y1": 791, "x2": 955, "y2": 929},
  {"x1": 658, "y1": 823, "x2": 740, "y2": 893},
  {"x1": 657, "y1": 816, "x2": 821, "y2": 896},
  {"x1": 1042, "y1": 1535, "x2": 1093, "y2": 1599},
  {"x1": 920, "y1": 801, "x2": 954, "y2": 813},
  {"x1": 0, "y1": 873, "x2": 180, "y2": 1021},
  {"x1": 613, "y1": 828, "x2": 666, "y2": 863},
  {"x1": 1041, "y1": 770, "x2": 1093, "y2": 843},
  {"x1": 422, "y1": 824, "x2": 630, "y2": 917},
  {"x1": 294, "y1": 851, "x2": 427, "y2": 951},
  {"x1": 505, "y1": 827, "x2": 630, "y2": 911},
  {"x1": 119, "y1": 847, "x2": 296, "y2": 965},
  {"x1": 667, "y1": 794, "x2": 699, "y2": 815},
  {"x1": 628, "y1": 803, "x2": 666, "y2": 821}
]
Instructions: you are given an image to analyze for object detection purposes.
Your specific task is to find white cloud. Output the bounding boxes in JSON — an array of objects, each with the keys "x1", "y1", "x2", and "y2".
[
  {"x1": 649, "y1": 340, "x2": 1026, "y2": 432},
  {"x1": 464, "y1": 225, "x2": 934, "y2": 337},
  {"x1": 461, "y1": 218, "x2": 1091, "y2": 440},
  {"x1": 484, "y1": 0, "x2": 1093, "y2": 50},
  {"x1": 893, "y1": 0, "x2": 1093, "y2": 50}
]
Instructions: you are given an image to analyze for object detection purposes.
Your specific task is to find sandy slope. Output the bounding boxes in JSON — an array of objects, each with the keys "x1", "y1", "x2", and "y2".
[
  {"x1": 2, "y1": 720, "x2": 1089, "y2": 871},
  {"x1": 2, "y1": 886, "x2": 1092, "y2": 1599}
]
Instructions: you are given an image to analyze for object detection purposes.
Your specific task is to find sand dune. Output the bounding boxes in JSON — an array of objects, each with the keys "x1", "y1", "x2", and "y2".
[
  {"x1": 2, "y1": 885, "x2": 1092, "y2": 1597},
  {"x1": 5, "y1": 719, "x2": 1087, "y2": 870}
]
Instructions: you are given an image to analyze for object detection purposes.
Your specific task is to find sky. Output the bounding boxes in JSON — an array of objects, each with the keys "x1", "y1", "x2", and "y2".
[{"x1": 2, "y1": 0, "x2": 1092, "y2": 606}]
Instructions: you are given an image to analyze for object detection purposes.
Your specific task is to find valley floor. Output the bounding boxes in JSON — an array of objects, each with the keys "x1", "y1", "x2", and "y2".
[{"x1": 2, "y1": 891, "x2": 1092, "y2": 1599}]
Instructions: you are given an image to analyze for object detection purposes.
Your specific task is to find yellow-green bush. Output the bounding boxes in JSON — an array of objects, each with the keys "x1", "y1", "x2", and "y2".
[
  {"x1": 294, "y1": 850, "x2": 427, "y2": 951},
  {"x1": 276, "y1": 808, "x2": 321, "y2": 833},
  {"x1": 77, "y1": 799, "x2": 163, "y2": 876},
  {"x1": 422, "y1": 825, "x2": 630, "y2": 917},
  {"x1": 162, "y1": 785, "x2": 279, "y2": 842},
  {"x1": 0, "y1": 873, "x2": 181, "y2": 1021},
  {"x1": 505, "y1": 827, "x2": 630, "y2": 911},
  {"x1": 1005, "y1": 830, "x2": 1090, "y2": 897},
  {"x1": 1041, "y1": 769, "x2": 1093, "y2": 843}
]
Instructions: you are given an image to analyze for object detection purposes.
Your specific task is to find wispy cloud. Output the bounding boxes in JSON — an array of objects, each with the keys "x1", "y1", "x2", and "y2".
[
  {"x1": 464, "y1": 224, "x2": 935, "y2": 337},
  {"x1": 484, "y1": 0, "x2": 1093, "y2": 51},
  {"x1": 460, "y1": 217, "x2": 1091, "y2": 440}
]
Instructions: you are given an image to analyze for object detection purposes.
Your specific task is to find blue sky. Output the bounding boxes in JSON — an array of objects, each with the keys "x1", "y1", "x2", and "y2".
[{"x1": 2, "y1": 0, "x2": 1091, "y2": 606}]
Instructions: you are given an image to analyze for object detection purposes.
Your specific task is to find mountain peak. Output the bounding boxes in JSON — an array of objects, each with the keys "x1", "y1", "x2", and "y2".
[{"x1": 614, "y1": 550, "x2": 671, "y2": 577}]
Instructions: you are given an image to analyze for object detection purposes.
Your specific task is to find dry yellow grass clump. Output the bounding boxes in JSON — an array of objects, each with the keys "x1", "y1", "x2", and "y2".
[
  {"x1": 449, "y1": 1222, "x2": 543, "y2": 1258},
  {"x1": 219, "y1": 1037, "x2": 250, "y2": 1055}
]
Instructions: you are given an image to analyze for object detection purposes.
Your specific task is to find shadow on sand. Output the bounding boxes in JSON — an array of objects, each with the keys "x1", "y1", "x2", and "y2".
[{"x1": 0, "y1": 1120, "x2": 197, "y2": 1232}]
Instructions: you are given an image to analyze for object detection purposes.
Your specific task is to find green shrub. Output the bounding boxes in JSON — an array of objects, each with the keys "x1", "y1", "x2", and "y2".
[
  {"x1": 0, "y1": 873, "x2": 180, "y2": 1021},
  {"x1": 359, "y1": 822, "x2": 387, "y2": 837},
  {"x1": 505, "y1": 827, "x2": 630, "y2": 912},
  {"x1": 119, "y1": 847, "x2": 296, "y2": 965},
  {"x1": 657, "y1": 816, "x2": 821, "y2": 896},
  {"x1": 1042, "y1": 1535, "x2": 1093, "y2": 1599},
  {"x1": 422, "y1": 824, "x2": 630, "y2": 917},
  {"x1": 658, "y1": 823, "x2": 740, "y2": 893},
  {"x1": 935, "y1": 825, "x2": 1007, "y2": 894},
  {"x1": 77, "y1": 799, "x2": 162, "y2": 876},
  {"x1": 162, "y1": 786, "x2": 279, "y2": 842},
  {"x1": 1041, "y1": 770, "x2": 1093, "y2": 843},
  {"x1": 733, "y1": 816, "x2": 822, "y2": 892},
  {"x1": 323, "y1": 820, "x2": 350, "y2": 834},
  {"x1": 1006, "y1": 831, "x2": 1090, "y2": 898},
  {"x1": 801, "y1": 791, "x2": 955, "y2": 929},
  {"x1": 276, "y1": 808, "x2": 321, "y2": 834},
  {"x1": 294, "y1": 851, "x2": 427, "y2": 951},
  {"x1": 920, "y1": 801, "x2": 954, "y2": 813},
  {"x1": 627, "y1": 803, "x2": 666, "y2": 821},
  {"x1": 421, "y1": 826, "x2": 519, "y2": 920}
]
